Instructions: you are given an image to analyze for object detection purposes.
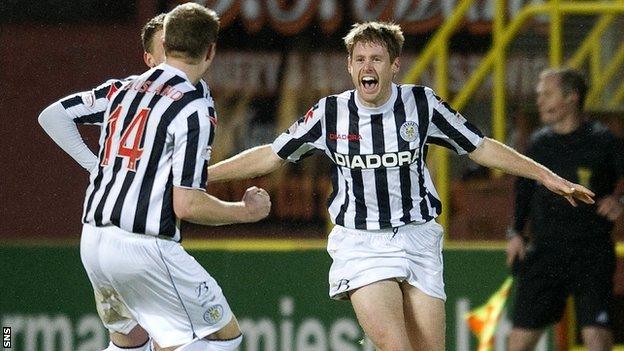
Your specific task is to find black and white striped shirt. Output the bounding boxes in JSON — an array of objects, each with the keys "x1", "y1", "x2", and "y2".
[
  {"x1": 272, "y1": 83, "x2": 483, "y2": 230},
  {"x1": 71, "y1": 64, "x2": 216, "y2": 241},
  {"x1": 60, "y1": 75, "x2": 211, "y2": 126}
]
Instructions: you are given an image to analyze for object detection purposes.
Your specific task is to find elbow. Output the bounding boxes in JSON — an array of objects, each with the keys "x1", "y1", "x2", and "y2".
[
  {"x1": 468, "y1": 137, "x2": 493, "y2": 165},
  {"x1": 38, "y1": 108, "x2": 51, "y2": 128},
  {"x1": 467, "y1": 147, "x2": 483, "y2": 164},
  {"x1": 38, "y1": 103, "x2": 62, "y2": 129},
  {"x1": 173, "y1": 190, "x2": 196, "y2": 221},
  {"x1": 174, "y1": 206, "x2": 194, "y2": 222}
]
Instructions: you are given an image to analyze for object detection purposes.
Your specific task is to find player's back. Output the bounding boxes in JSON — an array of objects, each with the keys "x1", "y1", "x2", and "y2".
[{"x1": 83, "y1": 63, "x2": 214, "y2": 242}]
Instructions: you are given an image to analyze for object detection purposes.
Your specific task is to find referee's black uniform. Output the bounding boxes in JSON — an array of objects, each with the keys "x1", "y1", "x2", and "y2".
[{"x1": 511, "y1": 120, "x2": 624, "y2": 329}]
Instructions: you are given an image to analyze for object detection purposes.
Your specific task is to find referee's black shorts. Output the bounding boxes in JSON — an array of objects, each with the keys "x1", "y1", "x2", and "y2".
[{"x1": 510, "y1": 240, "x2": 616, "y2": 330}]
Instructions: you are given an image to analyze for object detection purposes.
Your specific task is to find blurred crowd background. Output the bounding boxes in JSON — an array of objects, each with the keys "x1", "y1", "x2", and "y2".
[{"x1": 2, "y1": 0, "x2": 624, "y2": 243}]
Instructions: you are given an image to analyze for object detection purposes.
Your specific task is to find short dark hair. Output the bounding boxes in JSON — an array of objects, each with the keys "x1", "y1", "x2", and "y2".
[
  {"x1": 141, "y1": 13, "x2": 165, "y2": 54},
  {"x1": 540, "y1": 68, "x2": 588, "y2": 110},
  {"x1": 164, "y1": 3, "x2": 220, "y2": 63},
  {"x1": 343, "y1": 22, "x2": 404, "y2": 62}
]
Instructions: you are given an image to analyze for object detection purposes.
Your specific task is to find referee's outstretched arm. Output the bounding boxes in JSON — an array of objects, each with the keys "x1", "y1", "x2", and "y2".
[{"x1": 468, "y1": 137, "x2": 595, "y2": 207}]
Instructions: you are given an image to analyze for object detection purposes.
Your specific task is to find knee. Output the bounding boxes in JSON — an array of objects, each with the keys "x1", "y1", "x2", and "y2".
[
  {"x1": 176, "y1": 335, "x2": 242, "y2": 351},
  {"x1": 372, "y1": 334, "x2": 411, "y2": 351},
  {"x1": 506, "y1": 329, "x2": 542, "y2": 351},
  {"x1": 206, "y1": 335, "x2": 243, "y2": 351},
  {"x1": 102, "y1": 339, "x2": 150, "y2": 351},
  {"x1": 581, "y1": 326, "x2": 612, "y2": 348}
]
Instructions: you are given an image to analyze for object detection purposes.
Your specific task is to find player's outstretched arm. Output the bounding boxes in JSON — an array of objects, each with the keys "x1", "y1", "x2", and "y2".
[
  {"x1": 173, "y1": 186, "x2": 271, "y2": 226},
  {"x1": 468, "y1": 137, "x2": 595, "y2": 206},
  {"x1": 208, "y1": 144, "x2": 286, "y2": 183},
  {"x1": 38, "y1": 102, "x2": 98, "y2": 171}
]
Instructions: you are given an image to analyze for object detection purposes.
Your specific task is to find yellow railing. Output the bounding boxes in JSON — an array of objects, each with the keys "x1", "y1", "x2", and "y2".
[{"x1": 403, "y1": 0, "x2": 624, "y2": 230}]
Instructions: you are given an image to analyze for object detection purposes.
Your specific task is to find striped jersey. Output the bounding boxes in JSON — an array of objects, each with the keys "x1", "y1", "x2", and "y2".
[
  {"x1": 272, "y1": 83, "x2": 484, "y2": 230},
  {"x1": 60, "y1": 75, "x2": 211, "y2": 127},
  {"x1": 64, "y1": 64, "x2": 216, "y2": 241}
]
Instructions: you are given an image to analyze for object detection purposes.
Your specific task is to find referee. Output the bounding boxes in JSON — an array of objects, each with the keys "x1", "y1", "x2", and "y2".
[
  {"x1": 208, "y1": 23, "x2": 594, "y2": 350},
  {"x1": 506, "y1": 68, "x2": 624, "y2": 351}
]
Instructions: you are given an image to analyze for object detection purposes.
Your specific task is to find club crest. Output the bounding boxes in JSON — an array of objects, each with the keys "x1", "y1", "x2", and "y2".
[
  {"x1": 399, "y1": 121, "x2": 418, "y2": 142},
  {"x1": 203, "y1": 304, "x2": 224, "y2": 325}
]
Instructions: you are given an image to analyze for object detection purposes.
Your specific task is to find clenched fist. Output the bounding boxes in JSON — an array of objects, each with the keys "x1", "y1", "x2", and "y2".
[{"x1": 242, "y1": 186, "x2": 271, "y2": 222}]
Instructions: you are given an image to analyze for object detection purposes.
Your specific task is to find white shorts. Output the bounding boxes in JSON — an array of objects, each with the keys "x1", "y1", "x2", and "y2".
[
  {"x1": 80, "y1": 224, "x2": 233, "y2": 348},
  {"x1": 327, "y1": 220, "x2": 446, "y2": 301}
]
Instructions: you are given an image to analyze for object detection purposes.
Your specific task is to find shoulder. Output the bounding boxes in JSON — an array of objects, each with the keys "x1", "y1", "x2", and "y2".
[
  {"x1": 312, "y1": 91, "x2": 351, "y2": 114},
  {"x1": 585, "y1": 120, "x2": 613, "y2": 137},
  {"x1": 182, "y1": 95, "x2": 213, "y2": 114},
  {"x1": 398, "y1": 83, "x2": 430, "y2": 92},
  {"x1": 166, "y1": 87, "x2": 212, "y2": 124},
  {"x1": 584, "y1": 120, "x2": 621, "y2": 151},
  {"x1": 398, "y1": 84, "x2": 439, "y2": 107},
  {"x1": 528, "y1": 125, "x2": 554, "y2": 145},
  {"x1": 393, "y1": 83, "x2": 432, "y2": 96},
  {"x1": 93, "y1": 77, "x2": 128, "y2": 96},
  {"x1": 95, "y1": 78, "x2": 124, "y2": 89},
  {"x1": 196, "y1": 79, "x2": 212, "y2": 100},
  {"x1": 332, "y1": 89, "x2": 354, "y2": 103},
  {"x1": 169, "y1": 98, "x2": 215, "y2": 132}
]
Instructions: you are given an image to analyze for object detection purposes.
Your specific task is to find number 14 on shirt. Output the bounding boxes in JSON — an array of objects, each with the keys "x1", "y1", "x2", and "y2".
[{"x1": 101, "y1": 106, "x2": 151, "y2": 171}]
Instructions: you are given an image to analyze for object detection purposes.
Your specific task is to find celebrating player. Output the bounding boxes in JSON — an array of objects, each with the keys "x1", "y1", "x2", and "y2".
[
  {"x1": 207, "y1": 22, "x2": 594, "y2": 350},
  {"x1": 38, "y1": 13, "x2": 213, "y2": 172},
  {"x1": 40, "y1": 4, "x2": 270, "y2": 351}
]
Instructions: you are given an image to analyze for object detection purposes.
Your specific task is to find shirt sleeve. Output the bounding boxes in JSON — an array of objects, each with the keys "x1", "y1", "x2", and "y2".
[
  {"x1": 38, "y1": 101, "x2": 98, "y2": 171},
  {"x1": 59, "y1": 78, "x2": 126, "y2": 125},
  {"x1": 271, "y1": 100, "x2": 325, "y2": 162},
  {"x1": 424, "y1": 88, "x2": 484, "y2": 154},
  {"x1": 170, "y1": 102, "x2": 213, "y2": 190}
]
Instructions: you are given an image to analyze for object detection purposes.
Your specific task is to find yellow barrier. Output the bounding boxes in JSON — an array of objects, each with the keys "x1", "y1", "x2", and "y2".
[{"x1": 402, "y1": 0, "x2": 624, "y2": 234}]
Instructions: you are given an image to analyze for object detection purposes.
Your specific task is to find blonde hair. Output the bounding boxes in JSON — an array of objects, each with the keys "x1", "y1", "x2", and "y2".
[
  {"x1": 164, "y1": 3, "x2": 220, "y2": 63},
  {"x1": 540, "y1": 67, "x2": 587, "y2": 110},
  {"x1": 343, "y1": 22, "x2": 404, "y2": 62}
]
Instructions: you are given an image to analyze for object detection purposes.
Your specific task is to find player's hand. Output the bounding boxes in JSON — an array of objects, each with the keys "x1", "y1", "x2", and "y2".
[
  {"x1": 596, "y1": 195, "x2": 623, "y2": 221},
  {"x1": 541, "y1": 173, "x2": 595, "y2": 207},
  {"x1": 241, "y1": 186, "x2": 271, "y2": 222},
  {"x1": 506, "y1": 235, "x2": 526, "y2": 267}
]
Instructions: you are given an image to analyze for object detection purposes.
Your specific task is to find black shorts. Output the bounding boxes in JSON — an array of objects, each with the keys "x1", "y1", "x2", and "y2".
[{"x1": 511, "y1": 241, "x2": 616, "y2": 330}]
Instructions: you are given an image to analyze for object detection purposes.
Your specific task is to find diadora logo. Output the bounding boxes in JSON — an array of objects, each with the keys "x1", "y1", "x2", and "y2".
[
  {"x1": 329, "y1": 133, "x2": 362, "y2": 141},
  {"x1": 332, "y1": 149, "x2": 419, "y2": 169}
]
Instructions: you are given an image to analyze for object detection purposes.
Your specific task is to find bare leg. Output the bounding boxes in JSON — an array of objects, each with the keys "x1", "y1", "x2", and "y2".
[
  {"x1": 109, "y1": 325, "x2": 149, "y2": 348},
  {"x1": 401, "y1": 283, "x2": 445, "y2": 351},
  {"x1": 349, "y1": 279, "x2": 411, "y2": 351},
  {"x1": 507, "y1": 328, "x2": 544, "y2": 351},
  {"x1": 581, "y1": 326, "x2": 612, "y2": 351},
  {"x1": 154, "y1": 316, "x2": 241, "y2": 351}
]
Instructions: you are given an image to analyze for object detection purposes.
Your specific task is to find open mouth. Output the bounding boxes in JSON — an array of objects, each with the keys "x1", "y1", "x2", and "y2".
[{"x1": 361, "y1": 76, "x2": 379, "y2": 92}]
